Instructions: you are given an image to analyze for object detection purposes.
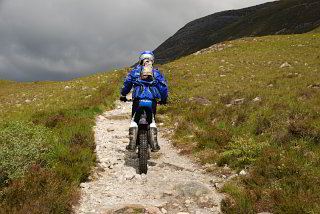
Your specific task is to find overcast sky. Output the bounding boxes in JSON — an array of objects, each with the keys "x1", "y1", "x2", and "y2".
[{"x1": 0, "y1": 0, "x2": 273, "y2": 82}]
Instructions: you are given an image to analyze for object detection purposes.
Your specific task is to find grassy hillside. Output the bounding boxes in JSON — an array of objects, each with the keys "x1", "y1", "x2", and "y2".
[
  {"x1": 0, "y1": 69, "x2": 127, "y2": 213},
  {"x1": 157, "y1": 31, "x2": 320, "y2": 213}
]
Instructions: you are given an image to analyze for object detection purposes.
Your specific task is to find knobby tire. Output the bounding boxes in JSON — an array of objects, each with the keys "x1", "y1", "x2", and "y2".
[{"x1": 138, "y1": 129, "x2": 148, "y2": 174}]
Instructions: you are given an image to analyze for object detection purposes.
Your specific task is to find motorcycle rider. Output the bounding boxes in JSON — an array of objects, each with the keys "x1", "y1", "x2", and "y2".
[{"x1": 120, "y1": 51, "x2": 168, "y2": 152}]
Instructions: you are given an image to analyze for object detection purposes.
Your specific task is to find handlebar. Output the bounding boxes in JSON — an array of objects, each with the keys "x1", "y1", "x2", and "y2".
[{"x1": 120, "y1": 97, "x2": 165, "y2": 105}]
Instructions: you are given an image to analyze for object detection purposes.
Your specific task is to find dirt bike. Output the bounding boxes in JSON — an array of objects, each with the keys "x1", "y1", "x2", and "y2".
[{"x1": 125, "y1": 98, "x2": 158, "y2": 174}]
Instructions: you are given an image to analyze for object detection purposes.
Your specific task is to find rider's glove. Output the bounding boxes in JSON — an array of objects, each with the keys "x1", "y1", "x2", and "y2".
[
  {"x1": 120, "y1": 96, "x2": 127, "y2": 102},
  {"x1": 159, "y1": 99, "x2": 167, "y2": 105}
]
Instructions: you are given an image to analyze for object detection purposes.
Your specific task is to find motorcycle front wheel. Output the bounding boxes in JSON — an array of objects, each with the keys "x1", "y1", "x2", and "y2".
[{"x1": 138, "y1": 129, "x2": 148, "y2": 174}]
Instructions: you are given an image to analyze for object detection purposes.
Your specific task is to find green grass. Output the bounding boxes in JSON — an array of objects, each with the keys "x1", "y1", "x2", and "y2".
[
  {"x1": 157, "y1": 31, "x2": 320, "y2": 213},
  {"x1": 0, "y1": 69, "x2": 127, "y2": 213}
]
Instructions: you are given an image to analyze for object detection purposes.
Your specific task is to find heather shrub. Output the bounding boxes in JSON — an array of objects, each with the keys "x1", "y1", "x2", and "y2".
[
  {"x1": 0, "y1": 121, "x2": 54, "y2": 182},
  {"x1": 218, "y1": 135, "x2": 269, "y2": 168}
]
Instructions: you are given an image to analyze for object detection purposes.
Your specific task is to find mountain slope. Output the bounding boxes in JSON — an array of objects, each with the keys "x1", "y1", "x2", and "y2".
[{"x1": 154, "y1": 0, "x2": 320, "y2": 64}]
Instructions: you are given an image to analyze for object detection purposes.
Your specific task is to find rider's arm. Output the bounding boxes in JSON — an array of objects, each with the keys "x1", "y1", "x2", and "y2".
[
  {"x1": 154, "y1": 70, "x2": 168, "y2": 103},
  {"x1": 120, "y1": 71, "x2": 135, "y2": 96}
]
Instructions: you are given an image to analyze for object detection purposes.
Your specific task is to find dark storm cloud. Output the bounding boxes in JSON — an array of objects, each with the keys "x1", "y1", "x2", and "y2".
[{"x1": 0, "y1": 0, "x2": 273, "y2": 82}]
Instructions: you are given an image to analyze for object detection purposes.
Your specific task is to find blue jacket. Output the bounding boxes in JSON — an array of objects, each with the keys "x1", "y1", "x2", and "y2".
[{"x1": 121, "y1": 65, "x2": 168, "y2": 102}]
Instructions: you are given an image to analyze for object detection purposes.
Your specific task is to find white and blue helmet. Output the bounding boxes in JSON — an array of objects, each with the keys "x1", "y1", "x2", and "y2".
[{"x1": 139, "y1": 51, "x2": 154, "y2": 65}]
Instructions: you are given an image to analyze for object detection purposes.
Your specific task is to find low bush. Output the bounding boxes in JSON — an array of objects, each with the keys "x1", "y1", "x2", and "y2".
[
  {"x1": 218, "y1": 135, "x2": 269, "y2": 168},
  {"x1": 0, "y1": 121, "x2": 54, "y2": 183},
  {"x1": 0, "y1": 165, "x2": 75, "y2": 214},
  {"x1": 222, "y1": 144, "x2": 320, "y2": 213}
]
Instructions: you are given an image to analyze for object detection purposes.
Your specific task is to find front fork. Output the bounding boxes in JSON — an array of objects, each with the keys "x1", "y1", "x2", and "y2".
[
  {"x1": 129, "y1": 115, "x2": 157, "y2": 150},
  {"x1": 148, "y1": 117, "x2": 158, "y2": 151},
  {"x1": 129, "y1": 120, "x2": 138, "y2": 148}
]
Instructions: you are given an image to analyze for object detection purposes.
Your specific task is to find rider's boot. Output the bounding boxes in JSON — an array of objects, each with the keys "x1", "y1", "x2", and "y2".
[
  {"x1": 149, "y1": 122, "x2": 160, "y2": 152},
  {"x1": 126, "y1": 121, "x2": 138, "y2": 151}
]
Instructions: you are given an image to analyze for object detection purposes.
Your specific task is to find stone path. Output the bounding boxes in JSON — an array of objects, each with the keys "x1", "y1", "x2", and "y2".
[{"x1": 74, "y1": 100, "x2": 224, "y2": 214}]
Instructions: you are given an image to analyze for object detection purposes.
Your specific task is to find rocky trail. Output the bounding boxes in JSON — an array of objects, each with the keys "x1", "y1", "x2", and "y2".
[{"x1": 74, "y1": 100, "x2": 224, "y2": 214}]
